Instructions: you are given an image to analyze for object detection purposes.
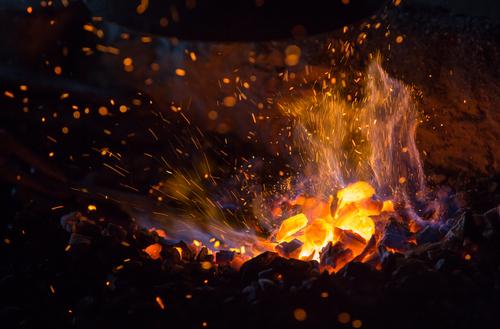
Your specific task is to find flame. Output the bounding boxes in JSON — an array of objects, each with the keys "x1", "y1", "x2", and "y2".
[{"x1": 261, "y1": 58, "x2": 428, "y2": 265}]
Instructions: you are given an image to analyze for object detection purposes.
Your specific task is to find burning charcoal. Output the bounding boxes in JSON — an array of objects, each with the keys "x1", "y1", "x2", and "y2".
[
  {"x1": 163, "y1": 246, "x2": 182, "y2": 264},
  {"x1": 353, "y1": 235, "x2": 377, "y2": 263},
  {"x1": 196, "y1": 246, "x2": 214, "y2": 262},
  {"x1": 215, "y1": 250, "x2": 235, "y2": 264},
  {"x1": 143, "y1": 243, "x2": 162, "y2": 260},
  {"x1": 378, "y1": 218, "x2": 412, "y2": 252},
  {"x1": 173, "y1": 241, "x2": 194, "y2": 260},
  {"x1": 334, "y1": 228, "x2": 366, "y2": 255},
  {"x1": 319, "y1": 241, "x2": 354, "y2": 270},
  {"x1": 275, "y1": 238, "x2": 303, "y2": 258}
]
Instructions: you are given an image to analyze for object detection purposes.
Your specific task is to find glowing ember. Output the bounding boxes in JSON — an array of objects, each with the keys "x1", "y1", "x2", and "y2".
[
  {"x1": 272, "y1": 181, "x2": 389, "y2": 261},
  {"x1": 143, "y1": 243, "x2": 162, "y2": 260}
]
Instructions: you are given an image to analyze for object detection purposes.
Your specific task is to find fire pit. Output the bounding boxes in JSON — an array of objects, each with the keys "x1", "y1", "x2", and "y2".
[{"x1": 1, "y1": 1, "x2": 500, "y2": 329}]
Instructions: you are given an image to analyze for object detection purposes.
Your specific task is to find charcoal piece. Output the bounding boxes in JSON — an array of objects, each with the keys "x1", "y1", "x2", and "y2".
[
  {"x1": 378, "y1": 218, "x2": 412, "y2": 251},
  {"x1": 196, "y1": 246, "x2": 214, "y2": 262},
  {"x1": 258, "y1": 278, "x2": 276, "y2": 292},
  {"x1": 336, "y1": 262, "x2": 379, "y2": 285},
  {"x1": 275, "y1": 238, "x2": 303, "y2": 258},
  {"x1": 241, "y1": 284, "x2": 258, "y2": 302},
  {"x1": 319, "y1": 241, "x2": 354, "y2": 270},
  {"x1": 173, "y1": 241, "x2": 194, "y2": 260},
  {"x1": 416, "y1": 224, "x2": 444, "y2": 244},
  {"x1": 103, "y1": 223, "x2": 127, "y2": 242},
  {"x1": 444, "y1": 211, "x2": 488, "y2": 245},
  {"x1": 240, "y1": 252, "x2": 279, "y2": 282},
  {"x1": 353, "y1": 235, "x2": 376, "y2": 263},
  {"x1": 163, "y1": 246, "x2": 182, "y2": 264},
  {"x1": 380, "y1": 251, "x2": 405, "y2": 274},
  {"x1": 240, "y1": 251, "x2": 314, "y2": 285},
  {"x1": 215, "y1": 250, "x2": 235, "y2": 264},
  {"x1": 443, "y1": 213, "x2": 466, "y2": 248},
  {"x1": 334, "y1": 227, "x2": 367, "y2": 255}
]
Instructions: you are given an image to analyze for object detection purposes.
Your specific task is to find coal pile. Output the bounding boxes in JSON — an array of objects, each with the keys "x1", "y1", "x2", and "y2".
[{"x1": 2, "y1": 198, "x2": 500, "y2": 329}]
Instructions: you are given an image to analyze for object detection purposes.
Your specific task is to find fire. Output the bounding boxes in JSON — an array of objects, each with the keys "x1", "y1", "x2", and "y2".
[
  {"x1": 146, "y1": 59, "x2": 436, "y2": 273},
  {"x1": 273, "y1": 181, "x2": 390, "y2": 262}
]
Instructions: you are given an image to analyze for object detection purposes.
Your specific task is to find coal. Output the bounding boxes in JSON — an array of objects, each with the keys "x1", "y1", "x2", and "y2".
[
  {"x1": 215, "y1": 250, "x2": 235, "y2": 264},
  {"x1": 378, "y1": 218, "x2": 412, "y2": 251},
  {"x1": 275, "y1": 238, "x2": 303, "y2": 258},
  {"x1": 240, "y1": 251, "x2": 316, "y2": 285},
  {"x1": 319, "y1": 241, "x2": 354, "y2": 270},
  {"x1": 196, "y1": 246, "x2": 214, "y2": 262},
  {"x1": 334, "y1": 227, "x2": 367, "y2": 255},
  {"x1": 173, "y1": 241, "x2": 194, "y2": 260},
  {"x1": 416, "y1": 224, "x2": 444, "y2": 244}
]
